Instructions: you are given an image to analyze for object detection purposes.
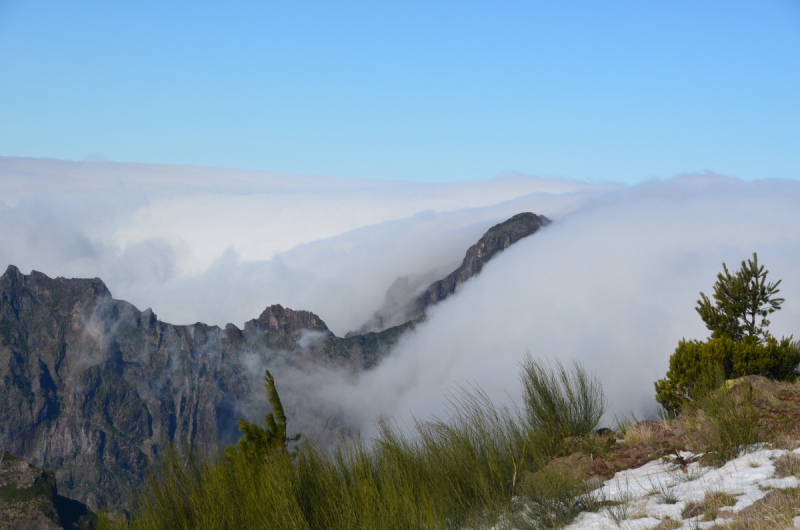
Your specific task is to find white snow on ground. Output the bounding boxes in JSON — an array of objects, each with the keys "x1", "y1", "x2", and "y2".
[{"x1": 550, "y1": 446, "x2": 800, "y2": 529}]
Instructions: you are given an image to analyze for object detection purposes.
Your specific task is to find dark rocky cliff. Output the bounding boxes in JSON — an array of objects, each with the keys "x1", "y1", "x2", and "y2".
[
  {"x1": 350, "y1": 212, "x2": 550, "y2": 335},
  {"x1": 0, "y1": 267, "x2": 386, "y2": 511},
  {"x1": 412, "y1": 212, "x2": 550, "y2": 318}
]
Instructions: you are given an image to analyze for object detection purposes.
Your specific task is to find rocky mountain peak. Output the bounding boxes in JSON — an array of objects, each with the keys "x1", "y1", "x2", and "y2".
[
  {"x1": 249, "y1": 304, "x2": 329, "y2": 334},
  {"x1": 0, "y1": 264, "x2": 112, "y2": 314}
]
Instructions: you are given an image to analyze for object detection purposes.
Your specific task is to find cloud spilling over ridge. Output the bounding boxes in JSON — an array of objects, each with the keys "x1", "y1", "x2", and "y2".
[
  {"x1": 0, "y1": 156, "x2": 606, "y2": 333},
  {"x1": 313, "y1": 176, "x2": 800, "y2": 431},
  {"x1": 2, "y1": 156, "x2": 798, "y2": 430}
]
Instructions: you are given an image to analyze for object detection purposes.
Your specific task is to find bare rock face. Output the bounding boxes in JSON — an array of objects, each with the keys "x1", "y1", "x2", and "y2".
[
  {"x1": 0, "y1": 266, "x2": 398, "y2": 511},
  {"x1": 350, "y1": 212, "x2": 551, "y2": 335},
  {"x1": 412, "y1": 212, "x2": 550, "y2": 317},
  {"x1": 0, "y1": 451, "x2": 96, "y2": 530},
  {"x1": 0, "y1": 266, "x2": 355, "y2": 511}
]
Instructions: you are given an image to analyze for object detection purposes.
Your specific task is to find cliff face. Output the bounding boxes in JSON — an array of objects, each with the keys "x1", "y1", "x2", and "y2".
[
  {"x1": 0, "y1": 266, "x2": 240, "y2": 509},
  {"x1": 0, "y1": 266, "x2": 378, "y2": 510}
]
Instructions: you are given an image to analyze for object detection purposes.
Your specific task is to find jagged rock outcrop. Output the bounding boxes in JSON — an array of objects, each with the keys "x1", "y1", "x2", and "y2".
[
  {"x1": 350, "y1": 212, "x2": 550, "y2": 335},
  {"x1": 412, "y1": 212, "x2": 550, "y2": 318},
  {"x1": 0, "y1": 451, "x2": 96, "y2": 529}
]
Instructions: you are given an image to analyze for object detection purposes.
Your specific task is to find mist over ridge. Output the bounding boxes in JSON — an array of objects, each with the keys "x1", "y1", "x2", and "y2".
[
  {"x1": 0, "y1": 156, "x2": 611, "y2": 334},
  {"x1": 1, "y1": 157, "x2": 798, "y2": 434}
]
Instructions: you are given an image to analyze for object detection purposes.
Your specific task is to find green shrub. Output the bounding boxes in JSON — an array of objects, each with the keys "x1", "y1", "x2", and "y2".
[
  {"x1": 100, "y1": 356, "x2": 608, "y2": 529},
  {"x1": 656, "y1": 254, "x2": 798, "y2": 414},
  {"x1": 654, "y1": 336, "x2": 799, "y2": 413},
  {"x1": 513, "y1": 464, "x2": 590, "y2": 529}
]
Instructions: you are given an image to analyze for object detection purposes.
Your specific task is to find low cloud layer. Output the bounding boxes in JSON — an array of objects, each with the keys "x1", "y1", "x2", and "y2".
[
  {"x1": 2, "y1": 157, "x2": 798, "y2": 432},
  {"x1": 319, "y1": 176, "x2": 800, "y2": 432},
  {"x1": 0, "y1": 156, "x2": 605, "y2": 333}
]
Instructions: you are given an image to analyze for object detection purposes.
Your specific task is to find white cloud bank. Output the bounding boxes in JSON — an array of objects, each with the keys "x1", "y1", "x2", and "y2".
[
  {"x1": 0, "y1": 156, "x2": 607, "y2": 332},
  {"x1": 315, "y1": 175, "x2": 800, "y2": 431},
  {"x1": 1, "y1": 157, "x2": 798, "y2": 429}
]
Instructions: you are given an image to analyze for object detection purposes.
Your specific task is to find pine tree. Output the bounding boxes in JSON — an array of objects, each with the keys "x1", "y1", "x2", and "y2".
[
  {"x1": 655, "y1": 253, "x2": 797, "y2": 413},
  {"x1": 696, "y1": 252, "x2": 784, "y2": 343},
  {"x1": 224, "y1": 369, "x2": 301, "y2": 461}
]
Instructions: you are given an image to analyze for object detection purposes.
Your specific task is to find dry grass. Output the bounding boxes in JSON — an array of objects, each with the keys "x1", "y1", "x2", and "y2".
[
  {"x1": 773, "y1": 452, "x2": 800, "y2": 479},
  {"x1": 701, "y1": 490, "x2": 737, "y2": 521},
  {"x1": 681, "y1": 501, "x2": 704, "y2": 520},
  {"x1": 724, "y1": 487, "x2": 800, "y2": 530},
  {"x1": 622, "y1": 422, "x2": 657, "y2": 446},
  {"x1": 682, "y1": 380, "x2": 763, "y2": 465},
  {"x1": 771, "y1": 434, "x2": 800, "y2": 451},
  {"x1": 651, "y1": 518, "x2": 682, "y2": 530},
  {"x1": 647, "y1": 480, "x2": 682, "y2": 505}
]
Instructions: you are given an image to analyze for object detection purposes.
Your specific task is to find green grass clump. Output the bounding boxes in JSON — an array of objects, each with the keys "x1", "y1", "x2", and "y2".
[
  {"x1": 99, "y1": 356, "x2": 606, "y2": 530},
  {"x1": 686, "y1": 368, "x2": 762, "y2": 465},
  {"x1": 520, "y1": 353, "x2": 607, "y2": 455},
  {"x1": 513, "y1": 464, "x2": 592, "y2": 529}
]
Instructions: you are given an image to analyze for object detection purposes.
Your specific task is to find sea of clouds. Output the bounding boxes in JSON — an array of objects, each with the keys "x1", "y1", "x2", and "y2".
[{"x1": 2, "y1": 156, "x2": 798, "y2": 432}]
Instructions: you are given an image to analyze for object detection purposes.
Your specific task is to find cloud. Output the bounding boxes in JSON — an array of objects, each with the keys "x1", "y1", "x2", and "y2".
[
  {"x1": 312, "y1": 176, "x2": 800, "y2": 432},
  {"x1": 2, "y1": 156, "x2": 797, "y2": 435},
  {"x1": 0, "y1": 156, "x2": 605, "y2": 333}
]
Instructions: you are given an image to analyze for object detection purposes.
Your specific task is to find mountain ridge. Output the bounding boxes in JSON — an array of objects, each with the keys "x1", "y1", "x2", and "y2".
[
  {"x1": 0, "y1": 211, "x2": 550, "y2": 511},
  {"x1": 348, "y1": 212, "x2": 550, "y2": 335}
]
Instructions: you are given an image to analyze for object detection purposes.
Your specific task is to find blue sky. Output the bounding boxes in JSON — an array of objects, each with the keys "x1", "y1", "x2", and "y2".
[{"x1": 2, "y1": 1, "x2": 799, "y2": 183}]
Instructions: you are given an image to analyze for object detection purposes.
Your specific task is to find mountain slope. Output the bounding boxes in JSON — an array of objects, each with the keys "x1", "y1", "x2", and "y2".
[
  {"x1": 0, "y1": 267, "x2": 361, "y2": 509},
  {"x1": 0, "y1": 211, "x2": 550, "y2": 510}
]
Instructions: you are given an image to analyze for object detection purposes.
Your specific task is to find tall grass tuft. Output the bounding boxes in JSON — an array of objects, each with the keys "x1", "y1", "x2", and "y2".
[
  {"x1": 519, "y1": 353, "x2": 607, "y2": 455},
  {"x1": 100, "y1": 355, "x2": 607, "y2": 529}
]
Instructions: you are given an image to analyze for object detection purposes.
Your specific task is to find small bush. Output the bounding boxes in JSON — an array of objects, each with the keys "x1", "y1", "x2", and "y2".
[
  {"x1": 655, "y1": 337, "x2": 800, "y2": 413},
  {"x1": 648, "y1": 480, "x2": 682, "y2": 504},
  {"x1": 612, "y1": 412, "x2": 638, "y2": 438},
  {"x1": 773, "y1": 453, "x2": 800, "y2": 478}
]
